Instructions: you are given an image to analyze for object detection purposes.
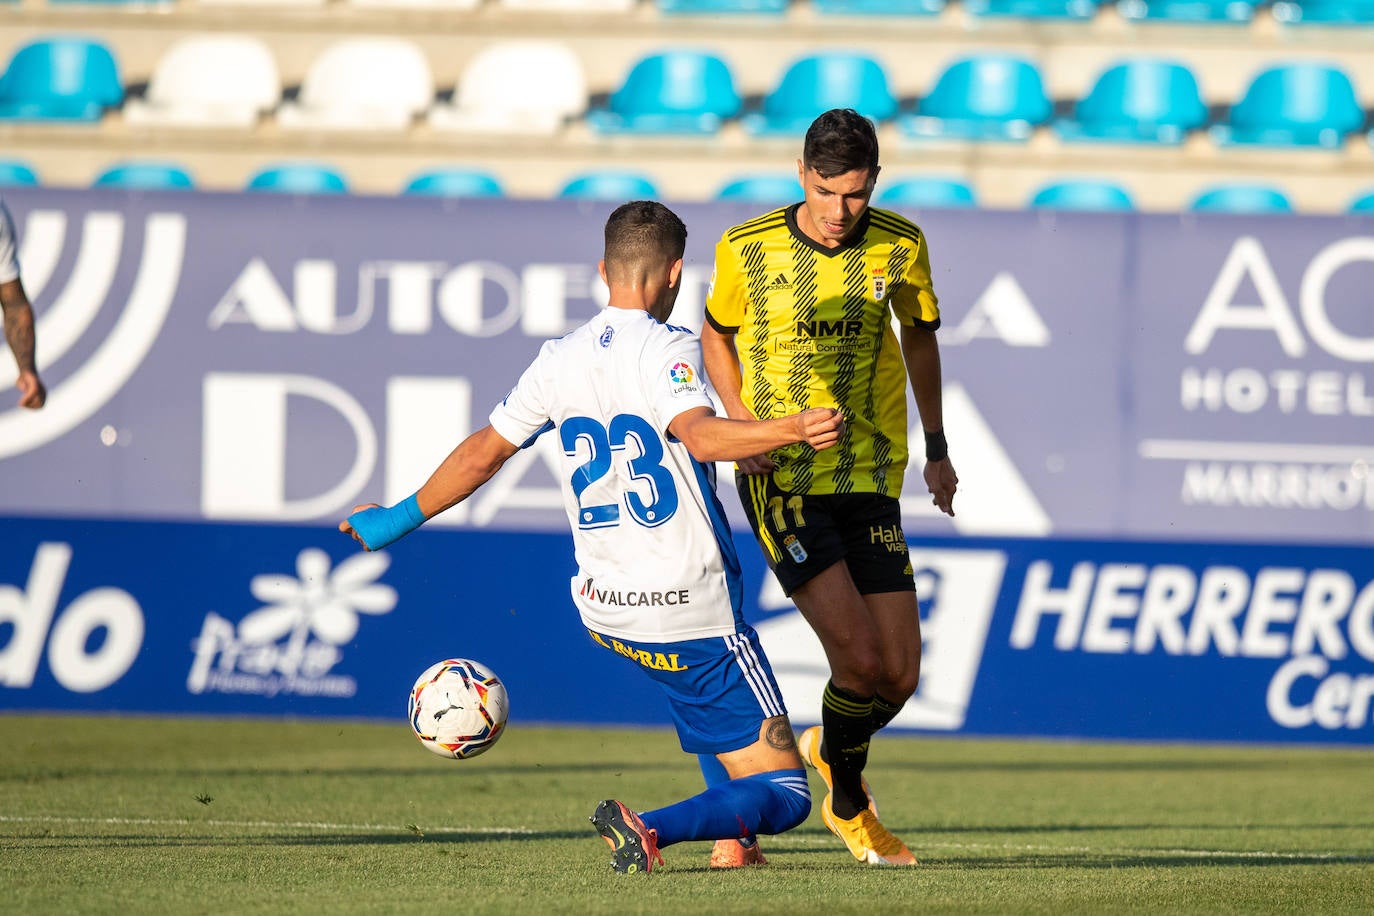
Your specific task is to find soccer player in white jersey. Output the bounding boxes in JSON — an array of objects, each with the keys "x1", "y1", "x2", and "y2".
[{"x1": 340, "y1": 201, "x2": 845, "y2": 875}]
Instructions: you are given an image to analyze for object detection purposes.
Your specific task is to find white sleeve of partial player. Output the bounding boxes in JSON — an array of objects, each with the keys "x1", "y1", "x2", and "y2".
[
  {"x1": 0, "y1": 201, "x2": 19, "y2": 285},
  {"x1": 647, "y1": 331, "x2": 716, "y2": 435},
  {"x1": 488, "y1": 342, "x2": 556, "y2": 449}
]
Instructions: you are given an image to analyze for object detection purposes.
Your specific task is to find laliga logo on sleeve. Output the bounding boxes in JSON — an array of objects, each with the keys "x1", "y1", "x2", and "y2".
[
  {"x1": 0, "y1": 207, "x2": 186, "y2": 458},
  {"x1": 668, "y1": 361, "x2": 701, "y2": 397}
]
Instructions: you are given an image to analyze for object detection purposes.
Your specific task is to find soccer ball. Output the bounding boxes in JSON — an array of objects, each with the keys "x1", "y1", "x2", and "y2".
[{"x1": 408, "y1": 658, "x2": 510, "y2": 759}]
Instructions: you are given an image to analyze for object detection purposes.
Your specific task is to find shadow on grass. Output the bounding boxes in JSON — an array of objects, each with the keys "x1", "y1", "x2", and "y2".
[
  {"x1": 732, "y1": 846, "x2": 1374, "y2": 869},
  {"x1": 1, "y1": 761, "x2": 670, "y2": 782},
  {"x1": 9, "y1": 828, "x2": 594, "y2": 849}
]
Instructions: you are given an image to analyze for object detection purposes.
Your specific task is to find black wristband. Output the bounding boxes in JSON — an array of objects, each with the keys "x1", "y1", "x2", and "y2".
[{"x1": 924, "y1": 428, "x2": 948, "y2": 462}]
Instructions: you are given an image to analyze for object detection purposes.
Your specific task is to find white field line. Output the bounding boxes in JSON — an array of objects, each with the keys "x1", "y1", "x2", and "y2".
[
  {"x1": 2, "y1": 815, "x2": 1356, "y2": 859},
  {"x1": 0, "y1": 814, "x2": 533, "y2": 834}
]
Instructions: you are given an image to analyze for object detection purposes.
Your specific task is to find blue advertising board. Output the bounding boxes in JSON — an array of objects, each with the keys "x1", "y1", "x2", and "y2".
[
  {"x1": 0, "y1": 188, "x2": 1371, "y2": 743},
  {"x1": 3, "y1": 516, "x2": 1370, "y2": 744}
]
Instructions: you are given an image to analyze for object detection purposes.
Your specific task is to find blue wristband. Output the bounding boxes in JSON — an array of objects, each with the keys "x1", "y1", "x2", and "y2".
[{"x1": 347, "y1": 493, "x2": 425, "y2": 551}]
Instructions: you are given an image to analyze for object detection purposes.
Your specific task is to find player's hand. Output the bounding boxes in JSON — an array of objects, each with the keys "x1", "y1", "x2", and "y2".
[
  {"x1": 15, "y1": 371, "x2": 44, "y2": 409},
  {"x1": 736, "y1": 453, "x2": 776, "y2": 475},
  {"x1": 798, "y1": 407, "x2": 845, "y2": 451},
  {"x1": 339, "y1": 502, "x2": 382, "y2": 549},
  {"x1": 924, "y1": 458, "x2": 958, "y2": 517}
]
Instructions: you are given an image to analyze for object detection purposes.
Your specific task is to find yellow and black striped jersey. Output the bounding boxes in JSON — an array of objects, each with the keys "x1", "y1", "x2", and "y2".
[{"x1": 704, "y1": 204, "x2": 939, "y2": 498}]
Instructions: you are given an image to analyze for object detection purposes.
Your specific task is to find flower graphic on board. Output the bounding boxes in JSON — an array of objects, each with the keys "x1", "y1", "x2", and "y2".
[{"x1": 234, "y1": 548, "x2": 397, "y2": 677}]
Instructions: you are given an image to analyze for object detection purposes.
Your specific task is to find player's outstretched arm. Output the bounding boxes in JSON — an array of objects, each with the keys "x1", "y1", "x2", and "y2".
[
  {"x1": 339, "y1": 425, "x2": 520, "y2": 551},
  {"x1": 669, "y1": 406, "x2": 844, "y2": 464}
]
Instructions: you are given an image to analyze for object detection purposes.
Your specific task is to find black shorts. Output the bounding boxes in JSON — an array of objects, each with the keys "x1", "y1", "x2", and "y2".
[{"x1": 736, "y1": 471, "x2": 915, "y2": 597}]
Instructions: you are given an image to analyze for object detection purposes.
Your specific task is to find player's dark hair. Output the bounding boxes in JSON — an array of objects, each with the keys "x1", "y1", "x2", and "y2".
[
  {"x1": 802, "y1": 109, "x2": 880, "y2": 178},
  {"x1": 603, "y1": 200, "x2": 688, "y2": 275}
]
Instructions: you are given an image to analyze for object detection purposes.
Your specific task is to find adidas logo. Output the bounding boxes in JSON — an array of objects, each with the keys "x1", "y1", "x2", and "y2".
[{"x1": 768, "y1": 272, "x2": 792, "y2": 291}]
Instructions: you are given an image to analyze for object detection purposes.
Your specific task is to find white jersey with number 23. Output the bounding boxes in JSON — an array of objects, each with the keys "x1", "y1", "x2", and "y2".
[{"x1": 488, "y1": 307, "x2": 744, "y2": 645}]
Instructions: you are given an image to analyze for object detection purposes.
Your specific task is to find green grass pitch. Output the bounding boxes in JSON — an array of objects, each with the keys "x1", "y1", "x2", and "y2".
[{"x1": 2, "y1": 714, "x2": 1371, "y2": 914}]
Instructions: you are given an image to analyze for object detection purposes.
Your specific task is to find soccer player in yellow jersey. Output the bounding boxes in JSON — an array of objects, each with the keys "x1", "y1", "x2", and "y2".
[{"x1": 701, "y1": 108, "x2": 958, "y2": 867}]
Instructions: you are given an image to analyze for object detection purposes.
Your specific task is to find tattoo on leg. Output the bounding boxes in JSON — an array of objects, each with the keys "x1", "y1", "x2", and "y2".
[{"x1": 765, "y1": 718, "x2": 797, "y2": 751}]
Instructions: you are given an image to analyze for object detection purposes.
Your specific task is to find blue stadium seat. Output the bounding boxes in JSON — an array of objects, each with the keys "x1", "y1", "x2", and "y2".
[
  {"x1": 246, "y1": 163, "x2": 349, "y2": 195},
  {"x1": 587, "y1": 51, "x2": 741, "y2": 135},
  {"x1": 1349, "y1": 190, "x2": 1374, "y2": 213},
  {"x1": 813, "y1": 0, "x2": 945, "y2": 14},
  {"x1": 1029, "y1": 180, "x2": 1135, "y2": 211},
  {"x1": 656, "y1": 0, "x2": 788, "y2": 12},
  {"x1": 1116, "y1": 0, "x2": 1258, "y2": 21},
  {"x1": 1189, "y1": 184, "x2": 1294, "y2": 213},
  {"x1": 963, "y1": 0, "x2": 1102, "y2": 18},
  {"x1": 901, "y1": 55, "x2": 1051, "y2": 142},
  {"x1": 1055, "y1": 59, "x2": 1207, "y2": 145},
  {"x1": 876, "y1": 177, "x2": 977, "y2": 208},
  {"x1": 716, "y1": 174, "x2": 803, "y2": 203},
  {"x1": 0, "y1": 160, "x2": 38, "y2": 186},
  {"x1": 0, "y1": 37, "x2": 123, "y2": 121},
  {"x1": 1211, "y1": 63, "x2": 1363, "y2": 148},
  {"x1": 742, "y1": 52, "x2": 897, "y2": 136},
  {"x1": 1273, "y1": 0, "x2": 1374, "y2": 23},
  {"x1": 402, "y1": 169, "x2": 505, "y2": 197},
  {"x1": 558, "y1": 171, "x2": 660, "y2": 200},
  {"x1": 93, "y1": 161, "x2": 195, "y2": 190}
]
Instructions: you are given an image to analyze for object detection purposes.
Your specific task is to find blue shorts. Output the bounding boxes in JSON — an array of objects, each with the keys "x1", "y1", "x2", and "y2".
[{"x1": 586, "y1": 626, "x2": 788, "y2": 755}]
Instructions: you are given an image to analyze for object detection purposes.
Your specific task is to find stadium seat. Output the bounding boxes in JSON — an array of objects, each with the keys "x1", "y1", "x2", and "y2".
[
  {"x1": 1211, "y1": 63, "x2": 1363, "y2": 149},
  {"x1": 1272, "y1": 0, "x2": 1374, "y2": 23},
  {"x1": 1188, "y1": 184, "x2": 1294, "y2": 213},
  {"x1": 1029, "y1": 180, "x2": 1135, "y2": 211},
  {"x1": 588, "y1": 51, "x2": 741, "y2": 135},
  {"x1": 1349, "y1": 190, "x2": 1374, "y2": 213},
  {"x1": 246, "y1": 163, "x2": 349, "y2": 194},
  {"x1": 558, "y1": 171, "x2": 660, "y2": 200},
  {"x1": 742, "y1": 52, "x2": 898, "y2": 136},
  {"x1": 93, "y1": 161, "x2": 195, "y2": 190},
  {"x1": 124, "y1": 36, "x2": 279, "y2": 128},
  {"x1": 0, "y1": 37, "x2": 123, "y2": 121},
  {"x1": 198, "y1": 0, "x2": 326, "y2": 7},
  {"x1": 403, "y1": 169, "x2": 505, "y2": 197},
  {"x1": 963, "y1": 0, "x2": 1102, "y2": 18},
  {"x1": 813, "y1": 0, "x2": 945, "y2": 13},
  {"x1": 430, "y1": 41, "x2": 585, "y2": 135},
  {"x1": 876, "y1": 177, "x2": 977, "y2": 208},
  {"x1": 715, "y1": 174, "x2": 803, "y2": 203},
  {"x1": 901, "y1": 55, "x2": 1051, "y2": 142},
  {"x1": 277, "y1": 39, "x2": 433, "y2": 130},
  {"x1": 500, "y1": 0, "x2": 634, "y2": 9},
  {"x1": 1116, "y1": 0, "x2": 1258, "y2": 21},
  {"x1": 656, "y1": 0, "x2": 788, "y2": 12},
  {"x1": 349, "y1": 0, "x2": 479, "y2": 8},
  {"x1": 0, "y1": 160, "x2": 38, "y2": 186},
  {"x1": 1055, "y1": 59, "x2": 1207, "y2": 145}
]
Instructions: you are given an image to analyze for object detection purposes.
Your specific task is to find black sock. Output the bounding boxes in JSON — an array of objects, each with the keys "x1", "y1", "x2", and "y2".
[
  {"x1": 821, "y1": 680, "x2": 873, "y2": 819},
  {"x1": 869, "y1": 693, "x2": 904, "y2": 735}
]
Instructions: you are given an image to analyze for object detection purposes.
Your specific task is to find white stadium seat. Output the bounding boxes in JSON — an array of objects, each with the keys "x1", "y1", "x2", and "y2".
[
  {"x1": 496, "y1": 0, "x2": 637, "y2": 11},
  {"x1": 346, "y1": 0, "x2": 480, "y2": 8},
  {"x1": 277, "y1": 39, "x2": 435, "y2": 131},
  {"x1": 124, "y1": 36, "x2": 280, "y2": 128},
  {"x1": 429, "y1": 41, "x2": 586, "y2": 134}
]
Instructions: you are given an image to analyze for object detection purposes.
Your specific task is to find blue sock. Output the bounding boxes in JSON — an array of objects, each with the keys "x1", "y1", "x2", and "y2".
[
  {"x1": 639, "y1": 768, "x2": 810, "y2": 848},
  {"x1": 697, "y1": 754, "x2": 730, "y2": 788},
  {"x1": 697, "y1": 754, "x2": 757, "y2": 847}
]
